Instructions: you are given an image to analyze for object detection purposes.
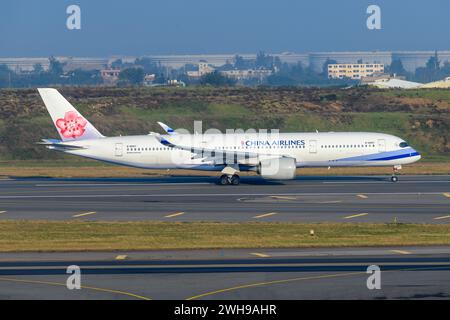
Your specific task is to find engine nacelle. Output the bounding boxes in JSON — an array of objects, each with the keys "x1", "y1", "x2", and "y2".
[{"x1": 258, "y1": 157, "x2": 296, "y2": 180}]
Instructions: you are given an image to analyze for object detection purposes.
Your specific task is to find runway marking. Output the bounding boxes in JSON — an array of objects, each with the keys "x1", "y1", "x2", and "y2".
[
  {"x1": 313, "y1": 200, "x2": 342, "y2": 204},
  {"x1": 444, "y1": 193, "x2": 450, "y2": 198},
  {"x1": 165, "y1": 212, "x2": 185, "y2": 218},
  {"x1": 0, "y1": 276, "x2": 151, "y2": 300},
  {"x1": 390, "y1": 250, "x2": 412, "y2": 255},
  {"x1": 322, "y1": 181, "x2": 450, "y2": 184},
  {"x1": 343, "y1": 213, "x2": 369, "y2": 219},
  {"x1": 35, "y1": 183, "x2": 210, "y2": 187},
  {"x1": 0, "y1": 192, "x2": 446, "y2": 199},
  {"x1": 253, "y1": 212, "x2": 278, "y2": 219},
  {"x1": 73, "y1": 211, "x2": 97, "y2": 218},
  {"x1": 270, "y1": 196, "x2": 297, "y2": 200},
  {"x1": 187, "y1": 271, "x2": 366, "y2": 300},
  {"x1": 357, "y1": 194, "x2": 368, "y2": 199},
  {"x1": 434, "y1": 215, "x2": 450, "y2": 220},
  {"x1": 115, "y1": 255, "x2": 128, "y2": 260},
  {"x1": 250, "y1": 252, "x2": 270, "y2": 258},
  {"x1": 186, "y1": 265, "x2": 449, "y2": 300}
]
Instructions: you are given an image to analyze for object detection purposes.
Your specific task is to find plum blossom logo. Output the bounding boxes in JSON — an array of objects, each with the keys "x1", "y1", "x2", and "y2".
[{"x1": 56, "y1": 111, "x2": 87, "y2": 139}]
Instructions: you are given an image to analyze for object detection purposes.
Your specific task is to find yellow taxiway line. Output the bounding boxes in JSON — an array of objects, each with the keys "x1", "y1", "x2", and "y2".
[
  {"x1": 343, "y1": 213, "x2": 369, "y2": 219},
  {"x1": 0, "y1": 276, "x2": 151, "y2": 300}
]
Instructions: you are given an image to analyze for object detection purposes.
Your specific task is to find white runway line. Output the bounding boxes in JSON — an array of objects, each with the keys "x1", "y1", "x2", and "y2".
[
  {"x1": 73, "y1": 211, "x2": 97, "y2": 218},
  {"x1": 0, "y1": 192, "x2": 446, "y2": 199},
  {"x1": 35, "y1": 183, "x2": 210, "y2": 187},
  {"x1": 322, "y1": 181, "x2": 450, "y2": 184}
]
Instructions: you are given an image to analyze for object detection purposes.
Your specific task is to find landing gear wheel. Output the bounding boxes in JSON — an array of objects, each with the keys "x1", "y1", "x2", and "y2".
[
  {"x1": 230, "y1": 174, "x2": 240, "y2": 185},
  {"x1": 390, "y1": 176, "x2": 399, "y2": 183},
  {"x1": 219, "y1": 174, "x2": 229, "y2": 185}
]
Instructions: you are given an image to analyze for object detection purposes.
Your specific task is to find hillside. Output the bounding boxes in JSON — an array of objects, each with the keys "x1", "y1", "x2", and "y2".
[{"x1": 0, "y1": 86, "x2": 449, "y2": 162}]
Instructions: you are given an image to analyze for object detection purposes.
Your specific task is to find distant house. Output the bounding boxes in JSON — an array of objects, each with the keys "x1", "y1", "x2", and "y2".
[
  {"x1": 186, "y1": 62, "x2": 215, "y2": 78},
  {"x1": 100, "y1": 69, "x2": 121, "y2": 84},
  {"x1": 143, "y1": 74, "x2": 156, "y2": 86},
  {"x1": 220, "y1": 68, "x2": 273, "y2": 81}
]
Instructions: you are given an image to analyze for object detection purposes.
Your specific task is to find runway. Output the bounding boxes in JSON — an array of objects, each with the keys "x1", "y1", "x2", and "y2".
[
  {"x1": 1, "y1": 246, "x2": 449, "y2": 299},
  {"x1": 0, "y1": 175, "x2": 448, "y2": 223}
]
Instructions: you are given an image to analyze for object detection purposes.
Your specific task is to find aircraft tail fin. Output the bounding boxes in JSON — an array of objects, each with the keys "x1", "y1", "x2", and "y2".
[{"x1": 38, "y1": 88, "x2": 104, "y2": 141}]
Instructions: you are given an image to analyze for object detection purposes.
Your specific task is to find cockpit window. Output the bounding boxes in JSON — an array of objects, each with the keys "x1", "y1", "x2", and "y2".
[{"x1": 399, "y1": 142, "x2": 409, "y2": 148}]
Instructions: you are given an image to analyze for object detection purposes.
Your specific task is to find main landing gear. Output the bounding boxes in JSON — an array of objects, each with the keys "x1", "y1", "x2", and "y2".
[
  {"x1": 390, "y1": 165, "x2": 402, "y2": 182},
  {"x1": 219, "y1": 174, "x2": 240, "y2": 185}
]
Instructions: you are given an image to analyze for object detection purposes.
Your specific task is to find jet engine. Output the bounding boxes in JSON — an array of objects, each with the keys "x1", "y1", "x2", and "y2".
[{"x1": 257, "y1": 157, "x2": 296, "y2": 180}]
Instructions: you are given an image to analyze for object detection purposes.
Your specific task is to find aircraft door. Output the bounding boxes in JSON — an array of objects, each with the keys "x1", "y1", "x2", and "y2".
[
  {"x1": 377, "y1": 139, "x2": 386, "y2": 152},
  {"x1": 115, "y1": 143, "x2": 123, "y2": 157},
  {"x1": 309, "y1": 140, "x2": 317, "y2": 154}
]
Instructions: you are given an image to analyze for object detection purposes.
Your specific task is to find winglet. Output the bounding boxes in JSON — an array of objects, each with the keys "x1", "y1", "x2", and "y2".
[
  {"x1": 150, "y1": 132, "x2": 175, "y2": 148},
  {"x1": 157, "y1": 122, "x2": 176, "y2": 135}
]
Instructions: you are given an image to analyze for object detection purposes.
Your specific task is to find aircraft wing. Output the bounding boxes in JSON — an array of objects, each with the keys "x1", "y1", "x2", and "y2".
[{"x1": 153, "y1": 134, "x2": 280, "y2": 166}]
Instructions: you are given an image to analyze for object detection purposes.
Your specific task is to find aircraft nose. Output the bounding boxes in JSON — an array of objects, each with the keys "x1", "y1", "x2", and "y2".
[{"x1": 412, "y1": 149, "x2": 421, "y2": 160}]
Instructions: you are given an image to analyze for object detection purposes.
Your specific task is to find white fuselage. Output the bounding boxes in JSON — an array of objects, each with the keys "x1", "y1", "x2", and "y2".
[{"x1": 59, "y1": 132, "x2": 421, "y2": 171}]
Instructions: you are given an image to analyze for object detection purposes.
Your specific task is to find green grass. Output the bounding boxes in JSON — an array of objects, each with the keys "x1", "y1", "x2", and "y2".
[
  {"x1": 380, "y1": 89, "x2": 450, "y2": 102},
  {"x1": 1, "y1": 221, "x2": 450, "y2": 252}
]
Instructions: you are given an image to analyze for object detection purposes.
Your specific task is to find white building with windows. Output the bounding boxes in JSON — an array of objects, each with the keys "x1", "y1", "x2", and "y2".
[{"x1": 328, "y1": 63, "x2": 384, "y2": 80}]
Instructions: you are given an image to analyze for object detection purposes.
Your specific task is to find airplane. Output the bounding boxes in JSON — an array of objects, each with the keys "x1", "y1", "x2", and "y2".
[{"x1": 37, "y1": 88, "x2": 421, "y2": 185}]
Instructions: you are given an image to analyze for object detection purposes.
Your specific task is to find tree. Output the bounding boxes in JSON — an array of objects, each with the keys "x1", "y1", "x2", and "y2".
[
  {"x1": 111, "y1": 59, "x2": 123, "y2": 69},
  {"x1": 118, "y1": 67, "x2": 145, "y2": 86},
  {"x1": 33, "y1": 63, "x2": 44, "y2": 74},
  {"x1": 388, "y1": 59, "x2": 407, "y2": 76},
  {"x1": 415, "y1": 53, "x2": 442, "y2": 83},
  {"x1": 200, "y1": 71, "x2": 236, "y2": 86},
  {"x1": 255, "y1": 51, "x2": 274, "y2": 69},
  {"x1": 322, "y1": 58, "x2": 337, "y2": 76},
  {"x1": 48, "y1": 56, "x2": 64, "y2": 76},
  {"x1": 0, "y1": 64, "x2": 11, "y2": 87},
  {"x1": 233, "y1": 55, "x2": 252, "y2": 70},
  {"x1": 134, "y1": 57, "x2": 162, "y2": 74},
  {"x1": 426, "y1": 51, "x2": 440, "y2": 71}
]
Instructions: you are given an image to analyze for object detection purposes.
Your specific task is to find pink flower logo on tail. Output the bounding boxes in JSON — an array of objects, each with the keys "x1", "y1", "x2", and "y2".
[{"x1": 56, "y1": 111, "x2": 87, "y2": 139}]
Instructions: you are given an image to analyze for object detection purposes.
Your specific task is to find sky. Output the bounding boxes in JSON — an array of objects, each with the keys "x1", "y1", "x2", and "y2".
[{"x1": 0, "y1": 0, "x2": 449, "y2": 57}]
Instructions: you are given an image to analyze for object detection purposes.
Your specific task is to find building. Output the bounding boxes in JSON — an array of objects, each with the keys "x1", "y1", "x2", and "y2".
[
  {"x1": 220, "y1": 69, "x2": 273, "y2": 81},
  {"x1": 186, "y1": 62, "x2": 215, "y2": 78},
  {"x1": 100, "y1": 69, "x2": 120, "y2": 84},
  {"x1": 328, "y1": 63, "x2": 384, "y2": 80}
]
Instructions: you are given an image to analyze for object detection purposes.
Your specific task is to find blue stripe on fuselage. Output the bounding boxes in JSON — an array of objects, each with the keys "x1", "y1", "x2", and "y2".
[
  {"x1": 334, "y1": 148, "x2": 419, "y2": 163},
  {"x1": 368, "y1": 152, "x2": 420, "y2": 161}
]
